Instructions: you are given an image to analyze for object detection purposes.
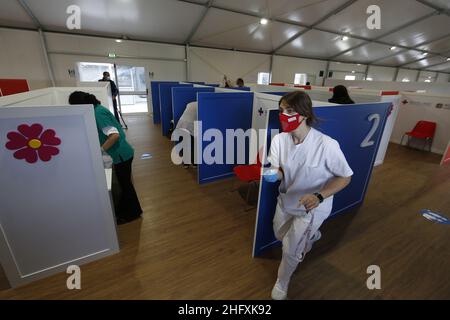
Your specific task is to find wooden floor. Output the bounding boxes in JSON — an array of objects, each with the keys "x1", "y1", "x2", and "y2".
[{"x1": 1, "y1": 114, "x2": 449, "y2": 300}]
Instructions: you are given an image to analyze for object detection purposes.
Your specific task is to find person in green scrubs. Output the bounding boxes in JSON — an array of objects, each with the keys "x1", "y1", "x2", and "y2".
[{"x1": 69, "y1": 91, "x2": 142, "y2": 225}]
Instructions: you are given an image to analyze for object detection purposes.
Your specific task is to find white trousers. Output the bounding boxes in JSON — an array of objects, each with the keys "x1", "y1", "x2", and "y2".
[{"x1": 273, "y1": 202, "x2": 330, "y2": 291}]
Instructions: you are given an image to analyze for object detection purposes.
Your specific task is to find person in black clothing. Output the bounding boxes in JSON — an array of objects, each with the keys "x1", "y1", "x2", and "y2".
[
  {"x1": 236, "y1": 78, "x2": 245, "y2": 87},
  {"x1": 328, "y1": 85, "x2": 355, "y2": 104},
  {"x1": 99, "y1": 71, "x2": 121, "y2": 123}
]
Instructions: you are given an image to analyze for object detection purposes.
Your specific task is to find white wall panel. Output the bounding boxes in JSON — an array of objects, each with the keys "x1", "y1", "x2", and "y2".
[
  {"x1": 0, "y1": 28, "x2": 51, "y2": 90},
  {"x1": 189, "y1": 47, "x2": 270, "y2": 84},
  {"x1": 272, "y1": 55, "x2": 327, "y2": 85}
]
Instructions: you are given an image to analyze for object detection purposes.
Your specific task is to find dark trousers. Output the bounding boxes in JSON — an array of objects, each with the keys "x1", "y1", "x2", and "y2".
[
  {"x1": 180, "y1": 135, "x2": 195, "y2": 165},
  {"x1": 112, "y1": 157, "x2": 142, "y2": 220},
  {"x1": 112, "y1": 98, "x2": 120, "y2": 124}
]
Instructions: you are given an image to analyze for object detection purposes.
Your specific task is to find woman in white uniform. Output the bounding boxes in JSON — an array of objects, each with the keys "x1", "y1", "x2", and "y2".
[{"x1": 264, "y1": 91, "x2": 353, "y2": 300}]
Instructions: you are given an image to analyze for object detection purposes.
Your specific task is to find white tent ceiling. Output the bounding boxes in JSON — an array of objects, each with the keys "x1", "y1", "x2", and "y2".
[{"x1": 1, "y1": 0, "x2": 449, "y2": 73}]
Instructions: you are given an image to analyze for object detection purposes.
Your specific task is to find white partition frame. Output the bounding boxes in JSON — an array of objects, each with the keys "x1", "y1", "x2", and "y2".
[
  {"x1": 0, "y1": 105, "x2": 119, "y2": 288},
  {"x1": 441, "y1": 141, "x2": 450, "y2": 166},
  {"x1": 0, "y1": 85, "x2": 114, "y2": 115}
]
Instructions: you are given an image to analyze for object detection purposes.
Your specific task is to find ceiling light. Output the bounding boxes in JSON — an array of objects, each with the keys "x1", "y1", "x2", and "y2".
[
  {"x1": 342, "y1": 35, "x2": 349, "y2": 41},
  {"x1": 422, "y1": 52, "x2": 428, "y2": 57},
  {"x1": 260, "y1": 18, "x2": 268, "y2": 25},
  {"x1": 390, "y1": 46, "x2": 397, "y2": 50},
  {"x1": 352, "y1": 70, "x2": 356, "y2": 73},
  {"x1": 447, "y1": 58, "x2": 450, "y2": 61},
  {"x1": 366, "y1": 77, "x2": 373, "y2": 81},
  {"x1": 115, "y1": 39, "x2": 123, "y2": 43}
]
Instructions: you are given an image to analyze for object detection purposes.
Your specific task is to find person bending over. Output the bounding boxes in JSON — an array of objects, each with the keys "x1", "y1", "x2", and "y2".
[{"x1": 69, "y1": 91, "x2": 142, "y2": 225}]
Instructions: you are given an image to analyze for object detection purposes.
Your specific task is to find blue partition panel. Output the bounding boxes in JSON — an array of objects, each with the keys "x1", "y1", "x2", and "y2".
[
  {"x1": 172, "y1": 87, "x2": 215, "y2": 128},
  {"x1": 159, "y1": 83, "x2": 193, "y2": 136},
  {"x1": 151, "y1": 81, "x2": 177, "y2": 124},
  {"x1": 197, "y1": 92, "x2": 254, "y2": 184},
  {"x1": 253, "y1": 102, "x2": 391, "y2": 257}
]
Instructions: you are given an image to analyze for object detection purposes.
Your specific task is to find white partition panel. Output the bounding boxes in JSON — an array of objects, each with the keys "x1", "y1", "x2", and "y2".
[
  {"x1": 249, "y1": 84, "x2": 299, "y2": 93},
  {"x1": 391, "y1": 93, "x2": 450, "y2": 154},
  {"x1": 0, "y1": 85, "x2": 113, "y2": 115},
  {"x1": 0, "y1": 105, "x2": 119, "y2": 287},
  {"x1": 375, "y1": 94, "x2": 401, "y2": 166},
  {"x1": 0, "y1": 88, "x2": 57, "y2": 107}
]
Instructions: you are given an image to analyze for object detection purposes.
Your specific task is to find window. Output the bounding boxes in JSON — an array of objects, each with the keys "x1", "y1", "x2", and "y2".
[
  {"x1": 345, "y1": 75, "x2": 356, "y2": 81},
  {"x1": 294, "y1": 73, "x2": 307, "y2": 85},
  {"x1": 257, "y1": 72, "x2": 270, "y2": 85},
  {"x1": 77, "y1": 62, "x2": 114, "y2": 82}
]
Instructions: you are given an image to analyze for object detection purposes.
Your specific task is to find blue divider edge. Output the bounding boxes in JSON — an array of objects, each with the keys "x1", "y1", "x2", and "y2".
[{"x1": 253, "y1": 102, "x2": 391, "y2": 257}]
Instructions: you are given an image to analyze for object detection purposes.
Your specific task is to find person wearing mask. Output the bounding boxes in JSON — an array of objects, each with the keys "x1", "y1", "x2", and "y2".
[
  {"x1": 69, "y1": 91, "x2": 142, "y2": 225},
  {"x1": 236, "y1": 78, "x2": 245, "y2": 87},
  {"x1": 99, "y1": 71, "x2": 121, "y2": 123},
  {"x1": 328, "y1": 85, "x2": 355, "y2": 104},
  {"x1": 263, "y1": 91, "x2": 353, "y2": 300}
]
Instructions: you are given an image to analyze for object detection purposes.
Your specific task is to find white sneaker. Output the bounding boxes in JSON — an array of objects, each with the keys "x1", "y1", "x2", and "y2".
[
  {"x1": 312, "y1": 230, "x2": 322, "y2": 242},
  {"x1": 271, "y1": 282, "x2": 288, "y2": 300},
  {"x1": 305, "y1": 230, "x2": 322, "y2": 254}
]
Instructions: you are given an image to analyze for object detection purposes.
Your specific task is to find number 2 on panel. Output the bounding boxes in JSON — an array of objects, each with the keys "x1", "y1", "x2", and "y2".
[{"x1": 361, "y1": 114, "x2": 380, "y2": 148}]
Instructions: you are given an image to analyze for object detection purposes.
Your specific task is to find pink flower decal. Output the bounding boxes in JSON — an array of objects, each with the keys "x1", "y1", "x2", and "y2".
[{"x1": 5, "y1": 124, "x2": 61, "y2": 164}]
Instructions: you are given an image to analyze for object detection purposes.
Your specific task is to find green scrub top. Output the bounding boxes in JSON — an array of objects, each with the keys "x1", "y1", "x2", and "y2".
[{"x1": 94, "y1": 104, "x2": 134, "y2": 164}]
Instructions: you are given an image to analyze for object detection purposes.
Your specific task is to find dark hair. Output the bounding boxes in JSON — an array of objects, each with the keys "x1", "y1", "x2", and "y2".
[
  {"x1": 329, "y1": 85, "x2": 355, "y2": 104},
  {"x1": 331, "y1": 85, "x2": 350, "y2": 99},
  {"x1": 236, "y1": 78, "x2": 244, "y2": 87},
  {"x1": 69, "y1": 91, "x2": 101, "y2": 106},
  {"x1": 279, "y1": 91, "x2": 317, "y2": 126},
  {"x1": 103, "y1": 71, "x2": 110, "y2": 77},
  {"x1": 305, "y1": 81, "x2": 311, "y2": 86}
]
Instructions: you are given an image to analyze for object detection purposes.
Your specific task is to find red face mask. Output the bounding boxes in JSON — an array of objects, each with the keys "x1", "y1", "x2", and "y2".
[{"x1": 279, "y1": 112, "x2": 304, "y2": 132}]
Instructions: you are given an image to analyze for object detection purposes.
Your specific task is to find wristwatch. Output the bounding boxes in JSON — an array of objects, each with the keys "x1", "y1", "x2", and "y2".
[{"x1": 313, "y1": 192, "x2": 324, "y2": 203}]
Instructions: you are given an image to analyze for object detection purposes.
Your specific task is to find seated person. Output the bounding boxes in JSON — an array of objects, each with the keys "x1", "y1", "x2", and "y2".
[
  {"x1": 222, "y1": 75, "x2": 232, "y2": 88},
  {"x1": 236, "y1": 78, "x2": 245, "y2": 87},
  {"x1": 328, "y1": 85, "x2": 355, "y2": 104},
  {"x1": 176, "y1": 101, "x2": 197, "y2": 168}
]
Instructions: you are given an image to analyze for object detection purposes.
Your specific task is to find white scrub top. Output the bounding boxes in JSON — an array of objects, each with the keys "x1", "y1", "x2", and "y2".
[
  {"x1": 176, "y1": 101, "x2": 197, "y2": 136},
  {"x1": 268, "y1": 128, "x2": 353, "y2": 216}
]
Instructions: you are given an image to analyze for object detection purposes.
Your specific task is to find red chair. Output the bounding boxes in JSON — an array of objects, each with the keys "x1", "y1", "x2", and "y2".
[
  {"x1": 401, "y1": 121, "x2": 436, "y2": 151},
  {"x1": 232, "y1": 152, "x2": 263, "y2": 210}
]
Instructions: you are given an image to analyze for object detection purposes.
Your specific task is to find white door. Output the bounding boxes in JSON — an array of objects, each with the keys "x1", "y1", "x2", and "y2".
[{"x1": 115, "y1": 65, "x2": 149, "y2": 114}]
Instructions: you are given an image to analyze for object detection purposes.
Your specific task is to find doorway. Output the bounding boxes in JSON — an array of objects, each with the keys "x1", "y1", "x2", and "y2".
[{"x1": 76, "y1": 62, "x2": 150, "y2": 114}]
